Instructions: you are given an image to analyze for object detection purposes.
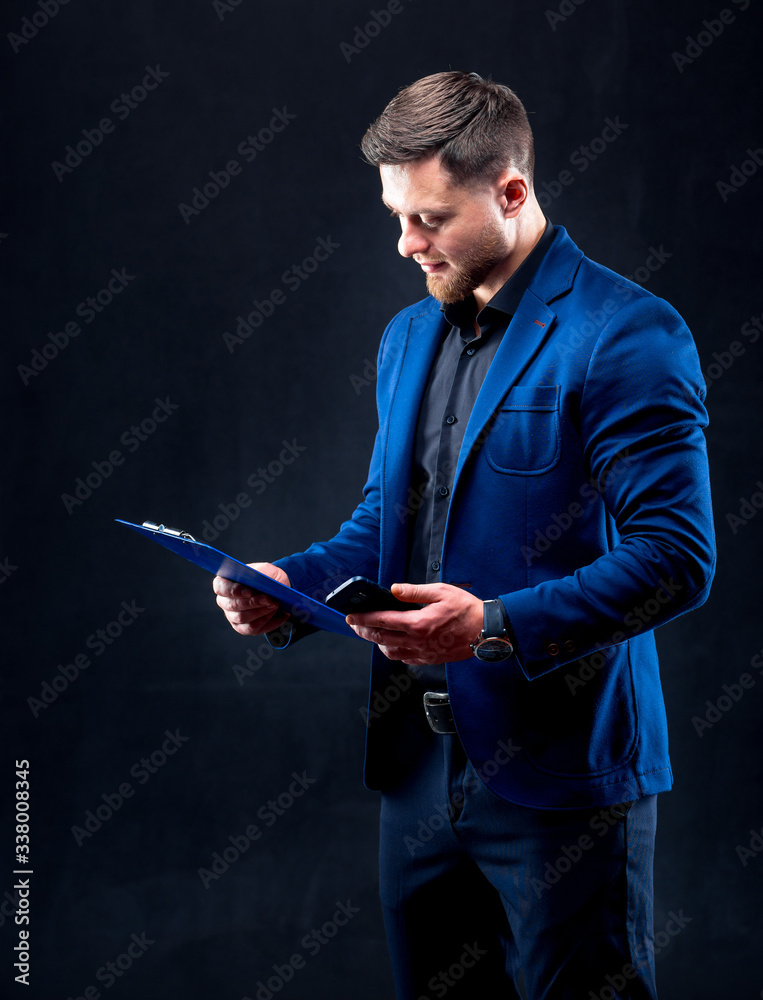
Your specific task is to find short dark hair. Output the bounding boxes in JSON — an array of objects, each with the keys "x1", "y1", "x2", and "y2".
[{"x1": 360, "y1": 71, "x2": 535, "y2": 185}]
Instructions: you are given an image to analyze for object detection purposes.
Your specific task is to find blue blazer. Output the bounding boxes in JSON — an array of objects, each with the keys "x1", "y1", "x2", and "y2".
[{"x1": 276, "y1": 226, "x2": 715, "y2": 809}]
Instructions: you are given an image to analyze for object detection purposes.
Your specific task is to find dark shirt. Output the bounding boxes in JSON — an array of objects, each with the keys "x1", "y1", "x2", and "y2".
[{"x1": 406, "y1": 220, "x2": 556, "y2": 686}]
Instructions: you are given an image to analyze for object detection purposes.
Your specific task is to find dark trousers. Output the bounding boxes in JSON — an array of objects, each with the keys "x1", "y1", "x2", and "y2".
[{"x1": 379, "y1": 728, "x2": 658, "y2": 1000}]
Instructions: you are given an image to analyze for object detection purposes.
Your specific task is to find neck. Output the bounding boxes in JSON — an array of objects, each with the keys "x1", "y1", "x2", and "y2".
[{"x1": 472, "y1": 200, "x2": 547, "y2": 312}]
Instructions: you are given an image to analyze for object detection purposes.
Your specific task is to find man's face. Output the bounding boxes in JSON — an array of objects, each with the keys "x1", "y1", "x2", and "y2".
[{"x1": 380, "y1": 156, "x2": 513, "y2": 304}]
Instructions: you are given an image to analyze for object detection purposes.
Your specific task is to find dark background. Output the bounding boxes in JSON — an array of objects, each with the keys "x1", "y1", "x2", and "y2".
[{"x1": 3, "y1": 0, "x2": 762, "y2": 996}]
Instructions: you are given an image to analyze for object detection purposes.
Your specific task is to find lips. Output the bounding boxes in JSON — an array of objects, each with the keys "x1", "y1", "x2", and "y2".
[{"x1": 419, "y1": 261, "x2": 447, "y2": 273}]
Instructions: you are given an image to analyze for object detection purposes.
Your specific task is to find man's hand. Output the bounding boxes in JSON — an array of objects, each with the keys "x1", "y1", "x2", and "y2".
[
  {"x1": 346, "y1": 582, "x2": 483, "y2": 665},
  {"x1": 213, "y1": 562, "x2": 291, "y2": 636}
]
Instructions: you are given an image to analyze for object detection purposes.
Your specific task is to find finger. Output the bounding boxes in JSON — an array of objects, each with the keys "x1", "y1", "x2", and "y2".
[
  {"x1": 223, "y1": 604, "x2": 281, "y2": 626},
  {"x1": 346, "y1": 611, "x2": 411, "y2": 632},
  {"x1": 213, "y1": 575, "x2": 260, "y2": 599},
  {"x1": 349, "y1": 624, "x2": 409, "y2": 644},
  {"x1": 229, "y1": 609, "x2": 290, "y2": 635},
  {"x1": 378, "y1": 645, "x2": 430, "y2": 664},
  {"x1": 390, "y1": 582, "x2": 442, "y2": 605},
  {"x1": 216, "y1": 593, "x2": 278, "y2": 612}
]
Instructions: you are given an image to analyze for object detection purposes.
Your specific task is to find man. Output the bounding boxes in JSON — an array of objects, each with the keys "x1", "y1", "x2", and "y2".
[{"x1": 214, "y1": 72, "x2": 715, "y2": 999}]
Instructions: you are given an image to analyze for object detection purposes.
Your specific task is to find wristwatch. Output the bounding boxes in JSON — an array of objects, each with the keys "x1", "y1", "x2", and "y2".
[{"x1": 470, "y1": 600, "x2": 514, "y2": 662}]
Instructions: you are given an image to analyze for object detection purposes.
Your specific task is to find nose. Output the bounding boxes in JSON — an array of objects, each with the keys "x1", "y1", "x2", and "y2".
[{"x1": 397, "y1": 219, "x2": 431, "y2": 259}]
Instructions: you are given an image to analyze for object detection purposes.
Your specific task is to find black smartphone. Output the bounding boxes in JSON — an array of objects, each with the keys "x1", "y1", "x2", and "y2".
[{"x1": 325, "y1": 576, "x2": 417, "y2": 614}]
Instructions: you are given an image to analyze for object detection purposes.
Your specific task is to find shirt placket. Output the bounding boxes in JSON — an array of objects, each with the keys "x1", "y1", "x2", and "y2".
[{"x1": 425, "y1": 330, "x2": 483, "y2": 581}]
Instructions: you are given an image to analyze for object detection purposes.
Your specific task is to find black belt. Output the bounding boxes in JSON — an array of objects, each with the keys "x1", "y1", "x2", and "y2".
[{"x1": 423, "y1": 691, "x2": 457, "y2": 735}]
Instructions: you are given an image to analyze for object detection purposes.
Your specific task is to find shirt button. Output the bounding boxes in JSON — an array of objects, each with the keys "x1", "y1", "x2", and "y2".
[
  {"x1": 438, "y1": 486, "x2": 449, "y2": 497},
  {"x1": 546, "y1": 642, "x2": 560, "y2": 656},
  {"x1": 431, "y1": 560, "x2": 441, "y2": 572},
  {"x1": 445, "y1": 414, "x2": 457, "y2": 425},
  {"x1": 466, "y1": 348, "x2": 476, "y2": 356}
]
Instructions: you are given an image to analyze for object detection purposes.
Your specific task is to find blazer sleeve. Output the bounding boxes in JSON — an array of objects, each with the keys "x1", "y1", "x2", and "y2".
[{"x1": 500, "y1": 296, "x2": 716, "y2": 680}]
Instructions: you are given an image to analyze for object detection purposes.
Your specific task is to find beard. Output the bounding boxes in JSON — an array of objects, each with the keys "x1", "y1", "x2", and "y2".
[{"x1": 424, "y1": 220, "x2": 511, "y2": 304}]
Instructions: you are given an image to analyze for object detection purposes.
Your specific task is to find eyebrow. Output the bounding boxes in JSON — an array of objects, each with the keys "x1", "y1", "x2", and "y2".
[{"x1": 381, "y1": 199, "x2": 449, "y2": 217}]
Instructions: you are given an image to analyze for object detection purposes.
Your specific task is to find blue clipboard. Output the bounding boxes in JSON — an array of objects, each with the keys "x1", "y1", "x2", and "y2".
[{"x1": 115, "y1": 519, "x2": 359, "y2": 640}]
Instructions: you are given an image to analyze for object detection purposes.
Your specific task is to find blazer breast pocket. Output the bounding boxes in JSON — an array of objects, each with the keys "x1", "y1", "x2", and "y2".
[{"x1": 485, "y1": 385, "x2": 561, "y2": 475}]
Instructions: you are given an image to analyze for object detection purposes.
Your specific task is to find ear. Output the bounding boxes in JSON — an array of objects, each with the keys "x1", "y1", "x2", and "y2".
[{"x1": 501, "y1": 176, "x2": 529, "y2": 218}]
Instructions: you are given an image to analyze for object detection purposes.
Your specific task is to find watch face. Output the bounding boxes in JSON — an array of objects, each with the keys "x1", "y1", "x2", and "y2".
[{"x1": 474, "y1": 638, "x2": 514, "y2": 662}]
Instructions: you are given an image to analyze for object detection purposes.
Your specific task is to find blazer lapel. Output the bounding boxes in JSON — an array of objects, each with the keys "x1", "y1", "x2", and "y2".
[{"x1": 452, "y1": 226, "x2": 583, "y2": 490}]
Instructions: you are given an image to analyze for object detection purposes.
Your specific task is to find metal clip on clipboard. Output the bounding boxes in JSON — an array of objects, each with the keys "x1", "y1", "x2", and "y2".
[{"x1": 141, "y1": 521, "x2": 197, "y2": 541}]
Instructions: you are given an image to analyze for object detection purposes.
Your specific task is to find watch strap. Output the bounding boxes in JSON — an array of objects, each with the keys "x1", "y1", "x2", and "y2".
[{"x1": 482, "y1": 599, "x2": 507, "y2": 641}]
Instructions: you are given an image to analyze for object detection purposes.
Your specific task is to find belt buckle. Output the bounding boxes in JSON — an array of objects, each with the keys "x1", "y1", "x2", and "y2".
[{"x1": 423, "y1": 691, "x2": 456, "y2": 735}]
